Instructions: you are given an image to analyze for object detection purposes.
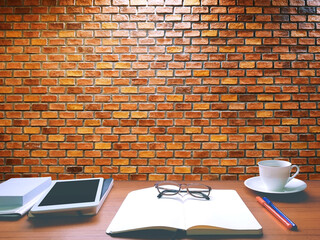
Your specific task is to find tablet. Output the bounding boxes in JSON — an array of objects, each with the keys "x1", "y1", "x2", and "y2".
[{"x1": 30, "y1": 178, "x2": 111, "y2": 216}]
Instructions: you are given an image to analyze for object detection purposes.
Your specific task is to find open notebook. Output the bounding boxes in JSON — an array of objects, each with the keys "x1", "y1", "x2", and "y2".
[{"x1": 106, "y1": 187, "x2": 262, "y2": 236}]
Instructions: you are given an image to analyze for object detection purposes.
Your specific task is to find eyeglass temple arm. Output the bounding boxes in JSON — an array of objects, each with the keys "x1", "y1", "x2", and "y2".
[
  {"x1": 157, "y1": 189, "x2": 179, "y2": 198},
  {"x1": 188, "y1": 190, "x2": 210, "y2": 200}
]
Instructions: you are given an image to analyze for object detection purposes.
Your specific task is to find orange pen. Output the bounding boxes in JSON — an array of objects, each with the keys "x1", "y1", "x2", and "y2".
[{"x1": 256, "y1": 196, "x2": 293, "y2": 230}]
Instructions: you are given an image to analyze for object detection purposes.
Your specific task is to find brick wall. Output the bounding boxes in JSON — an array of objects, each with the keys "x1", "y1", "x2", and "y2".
[{"x1": 0, "y1": 0, "x2": 319, "y2": 181}]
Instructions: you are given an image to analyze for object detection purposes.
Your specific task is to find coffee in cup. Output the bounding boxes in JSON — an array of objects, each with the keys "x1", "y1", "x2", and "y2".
[{"x1": 258, "y1": 160, "x2": 299, "y2": 191}]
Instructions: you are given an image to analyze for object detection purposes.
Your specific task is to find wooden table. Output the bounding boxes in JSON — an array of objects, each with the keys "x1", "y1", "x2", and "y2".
[{"x1": 0, "y1": 181, "x2": 319, "y2": 240}]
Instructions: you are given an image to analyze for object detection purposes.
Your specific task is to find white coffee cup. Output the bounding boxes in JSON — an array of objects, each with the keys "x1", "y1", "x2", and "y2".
[{"x1": 258, "y1": 160, "x2": 300, "y2": 191}]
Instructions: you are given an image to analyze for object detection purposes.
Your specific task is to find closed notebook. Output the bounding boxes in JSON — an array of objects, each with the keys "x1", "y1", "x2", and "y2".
[
  {"x1": 106, "y1": 187, "x2": 262, "y2": 236},
  {"x1": 0, "y1": 177, "x2": 52, "y2": 217},
  {"x1": 0, "y1": 177, "x2": 52, "y2": 206}
]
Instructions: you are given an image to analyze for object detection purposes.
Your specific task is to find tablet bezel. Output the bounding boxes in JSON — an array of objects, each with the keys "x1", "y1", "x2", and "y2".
[{"x1": 30, "y1": 178, "x2": 104, "y2": 214}]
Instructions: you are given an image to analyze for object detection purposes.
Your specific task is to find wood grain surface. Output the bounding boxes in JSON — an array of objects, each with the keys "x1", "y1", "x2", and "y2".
[{"x1": 0, "y1": 181, "x2": 319, "y2": 240}]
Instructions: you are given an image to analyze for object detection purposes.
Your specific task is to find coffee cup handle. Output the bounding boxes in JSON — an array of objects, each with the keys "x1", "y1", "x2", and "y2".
[{"x1": 288, "y1": 165, "x2": 299, "y2": 183}]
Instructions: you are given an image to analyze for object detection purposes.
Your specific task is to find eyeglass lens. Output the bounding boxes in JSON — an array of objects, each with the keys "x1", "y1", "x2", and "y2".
[
  {"x1": 157, "y1": 182, "x2": 180, "y2": 196},
  {"x1": 187, "y1": 184, "x2": 211, "y2": 199}
]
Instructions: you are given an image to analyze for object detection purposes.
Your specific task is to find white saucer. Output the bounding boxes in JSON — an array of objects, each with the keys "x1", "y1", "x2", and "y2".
[{"x1": 244, "y1": 176, "x2": 307, "y2": 194}]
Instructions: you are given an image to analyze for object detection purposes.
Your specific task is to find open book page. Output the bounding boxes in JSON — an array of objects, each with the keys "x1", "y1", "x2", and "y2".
[
  {"x1": 106, "y1": 187, "x2": 185, "y2": 234},
  {"x1": 184, "y1": 190, "x2": 262, "y2": 234},
  {"x1": 107, "y1": 187, "x2": 262, "y2": 235}
]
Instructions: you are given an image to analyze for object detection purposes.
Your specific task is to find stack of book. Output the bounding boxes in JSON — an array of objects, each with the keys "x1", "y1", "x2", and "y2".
[{"x1": 0, "y1": 177, "x2": 52, "y2": 217}]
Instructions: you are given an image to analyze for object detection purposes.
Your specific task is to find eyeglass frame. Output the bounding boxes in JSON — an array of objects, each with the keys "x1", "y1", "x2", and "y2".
[{"x1": 154, "y1": 181, "x2": 212, "y2": 200}]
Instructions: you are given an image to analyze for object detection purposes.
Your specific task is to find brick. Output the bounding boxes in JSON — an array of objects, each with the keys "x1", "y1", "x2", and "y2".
[{"x1": 174, "y1": 166, "x2": 191, "y2": 174}]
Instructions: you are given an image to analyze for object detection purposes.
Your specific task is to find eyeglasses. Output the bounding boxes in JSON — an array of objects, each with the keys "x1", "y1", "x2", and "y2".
[{"x1": 154, "y1": 181, "x2": 212, "y2": 200}]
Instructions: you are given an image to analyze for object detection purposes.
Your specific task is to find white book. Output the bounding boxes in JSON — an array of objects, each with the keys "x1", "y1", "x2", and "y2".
[
  {"x1": 106, "y1": 187, "x2": 262, "y2": 236},
  {"x1": 0, "y1": 177, "x2": 52, "y2": 207},
  {"x1": 0, "y1": 192, "x2": 47, "y2": 217}
]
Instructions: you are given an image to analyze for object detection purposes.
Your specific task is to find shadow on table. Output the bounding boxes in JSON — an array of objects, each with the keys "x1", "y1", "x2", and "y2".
[
  {"x1": 27, "y1": 213, "x2": 94, "y2": 227},
  {"x1": 108, "y1": 229, "x2": 263, "y2": 240},
  {"x1": 255, "y1": 190, "x2": 310, "y2": 203}
]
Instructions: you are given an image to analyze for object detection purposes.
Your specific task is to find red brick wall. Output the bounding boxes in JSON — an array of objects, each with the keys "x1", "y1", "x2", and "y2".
[{"x1": 0, "y1": 0, "x2": 319, "y2": 181}]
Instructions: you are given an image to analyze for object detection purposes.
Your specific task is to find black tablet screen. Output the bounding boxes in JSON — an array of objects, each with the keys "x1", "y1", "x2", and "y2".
[{"x1": 39, "y1": 179, "x2": 99, "y2": 206}]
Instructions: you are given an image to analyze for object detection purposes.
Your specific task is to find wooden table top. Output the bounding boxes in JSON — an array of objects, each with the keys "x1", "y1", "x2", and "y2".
[{"x1": 0, "y1": 180, "x2": 319, "y2": 240}]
